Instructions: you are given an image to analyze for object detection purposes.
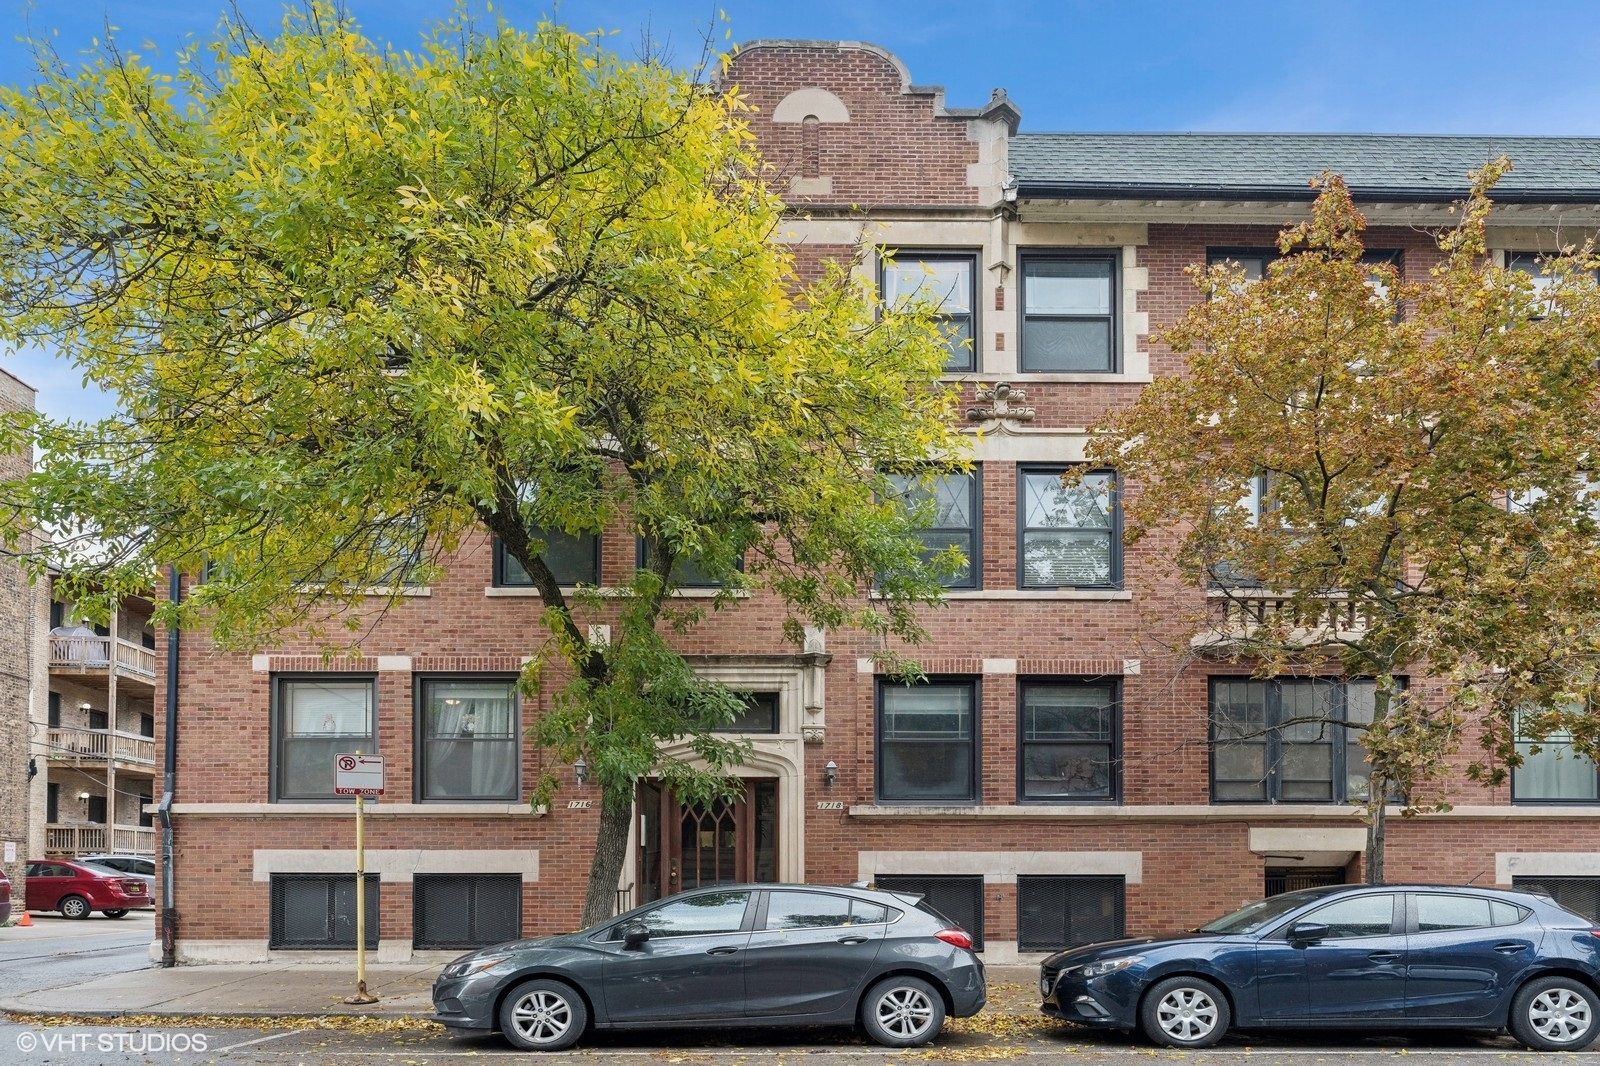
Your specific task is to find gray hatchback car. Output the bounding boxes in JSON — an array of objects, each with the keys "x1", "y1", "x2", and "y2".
[{"x1": 432, "y1": 882, "x2": 986, "y2": 1050}]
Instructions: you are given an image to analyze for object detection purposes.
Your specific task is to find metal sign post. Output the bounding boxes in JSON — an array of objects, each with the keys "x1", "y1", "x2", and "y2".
[{"x1": 335, "y1": 752, "x2": 384, "y2": 1006}]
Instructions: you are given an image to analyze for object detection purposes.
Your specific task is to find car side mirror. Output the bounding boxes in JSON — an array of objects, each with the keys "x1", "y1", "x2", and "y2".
[
  {"x1": 1287, "y1": 921, "x2": 1329, "y2": 945},
  {"x1": 621, "y1": 921, "x2": 651, "y2": 950}
]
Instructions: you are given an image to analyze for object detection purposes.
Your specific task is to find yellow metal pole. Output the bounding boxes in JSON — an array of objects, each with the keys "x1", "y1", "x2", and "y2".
[{"x1": 345, "y1": 791, "x2": 377, "y2": 1005}]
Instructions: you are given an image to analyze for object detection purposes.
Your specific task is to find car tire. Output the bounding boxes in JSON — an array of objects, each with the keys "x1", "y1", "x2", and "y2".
[
  {"x1": 860, "y1": 975, "x2": 946, "y2": 1048},
  {"x1": 1508, "y1": 975, "x2": 1600, "y2": 1051},
  {"x1": 59, "y1": 895, "x2": 91, "y2": 920},
  {"x1": 498, "y1": 978, "x2": 587, "y2": 1051},
  {"x1": 1139, "y1": 976, "x2": 1230, "y2": 1048},
  {"x1": 103, "y1": 909, "x2": 128, "y2": 918}
]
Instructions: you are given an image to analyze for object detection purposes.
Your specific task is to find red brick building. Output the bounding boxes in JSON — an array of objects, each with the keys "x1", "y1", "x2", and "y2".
[{"x1": 158, "y1": 42, "x2": 1600, "y2": 964}]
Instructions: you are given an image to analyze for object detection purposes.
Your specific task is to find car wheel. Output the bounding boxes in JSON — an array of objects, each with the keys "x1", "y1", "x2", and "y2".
[
  {"x1": 103, "y1": 909, "x2": 128, "y2": 918},
  {"x1": 59, "y1": 895, "x2": 90, "y2": 920},
  {"x1": 860, "y1": 975, "x2": 946, "y2": 1048},
  {"x1": 1509, "y1": 976, "x2": 1600, "y2": 1050},
  {"x1": 498, "y1": 978, "x2": 587, "y2": 1051},
  {"x1": 1140, "y1": 976, "x2": 1230, "y2": 1048}
]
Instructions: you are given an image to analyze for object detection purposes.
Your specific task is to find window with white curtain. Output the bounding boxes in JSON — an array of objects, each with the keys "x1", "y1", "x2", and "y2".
[
  {"x1": 274, "y1": 677, "x2": 377, "y2": 801},
  {"x1": 1514, "y1": 708, "x2": 1599, "y2": 802},
  {"x1": 418, "y1": 678, "x2": 519, "y2": 801}
]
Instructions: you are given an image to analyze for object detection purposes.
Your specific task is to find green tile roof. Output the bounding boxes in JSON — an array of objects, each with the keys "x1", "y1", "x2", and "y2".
[{"x1": 1010, "y1": 134, "x2": 1600, "y2": 202}]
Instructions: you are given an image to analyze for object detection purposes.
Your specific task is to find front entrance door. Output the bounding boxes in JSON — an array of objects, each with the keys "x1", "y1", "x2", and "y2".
[{"x1": 637, "y1": 779, "x2": 778, "y2": 903}]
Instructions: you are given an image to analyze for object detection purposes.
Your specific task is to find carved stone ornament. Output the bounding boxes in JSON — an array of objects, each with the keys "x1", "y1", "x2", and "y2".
[
  {"x1": 966, "y1": 382, "x2": 1035, "y2": 431},
  {"x1": 801, "y1": 726, "x2": 826, "y2": 744}
]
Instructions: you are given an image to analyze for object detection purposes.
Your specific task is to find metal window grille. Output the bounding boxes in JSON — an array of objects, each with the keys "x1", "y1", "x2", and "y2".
[
  {"x1": 1017, "y1": 875, "x2": 1125, "y2": 953},
  {"x1": 1512, "y1": 876, "x2": 1600, "y2": 921},
  {"x1": 875, "y1": 874, "x2": 984, "y2": 951},
  {"x1": 269, "y1": 874, "x2": 379, "y2": 950},
  {"x1": 1265, "y1": 866, "x2": 1346, "y2": 897},
  {"x1": 413, "y1": 874, "x2": 522, "y2": 950}
]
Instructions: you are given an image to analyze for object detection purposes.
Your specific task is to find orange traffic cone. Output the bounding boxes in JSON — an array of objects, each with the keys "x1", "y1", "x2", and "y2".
[{"x1": 17, "y1": 910, "x2": 31, "y2": 927}]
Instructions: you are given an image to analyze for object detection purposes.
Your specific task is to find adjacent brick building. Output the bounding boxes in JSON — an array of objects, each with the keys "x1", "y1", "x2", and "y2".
[
  {"x1": 158, "y1": 42, "x2": 1600, "y2": 963},
  {"x1": 1, "y1": 369, "x2": 45, "y2": 903}
]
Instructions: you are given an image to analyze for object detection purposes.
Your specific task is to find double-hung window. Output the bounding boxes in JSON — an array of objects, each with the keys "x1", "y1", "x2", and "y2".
[
  {"x1": 1020, "y1": 253, "x2": 1117, "y2": 372},
  {"x1": 417, "y1": 677, "x2": 519, "y2": 801},
  {"x1": 1513, "y1": 707, "x2": 1598, "y2": 802},
  {"x1": 885, "y1": 468, "x2": 979, "y2": 589},
  {"x1": 274, "y1": 677, "x2": 378, "y2": 801},
  {"x1": 1019, "y1": 468, "x2": 1119, "y2": 589},
  {"x1": 1018, "y1": 680, "x2": 1118, "y2": 801},
  {"x1": 493, "y1": 528, "x2": 599, "y2": 588},
  {"x1": 882, "y1": 252, "x2": 977, "y2": 372},
  {"x1": 877, "y1": 678, "x2": 977, "y2": 802},
  {"x1": 1211, "y1": 677, "x2": 1378, "y2": 803},
  {"x1": 636, "y1": 538, "x2": 740, "y2": 588}
]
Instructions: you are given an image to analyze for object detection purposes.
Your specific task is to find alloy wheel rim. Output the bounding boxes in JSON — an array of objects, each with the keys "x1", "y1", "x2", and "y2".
[
  {"x1": 512, "y1": 990, "x2": 573, "y2": 1044},
  {"x1": 1157, "y1": 987, "x2": 1218, "y2": 1041},
  {"x1": 876, "y1": 986, "x2": 935, "y2": 1038},
  {"x1": 1530, "y1": 988, "x2": 1592, "y2": 1043}
]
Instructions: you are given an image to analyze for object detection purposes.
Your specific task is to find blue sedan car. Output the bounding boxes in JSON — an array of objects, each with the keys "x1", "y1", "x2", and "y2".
[{"x1": 1041, "y1": 883, "x2": 1600, "y2": 1050}]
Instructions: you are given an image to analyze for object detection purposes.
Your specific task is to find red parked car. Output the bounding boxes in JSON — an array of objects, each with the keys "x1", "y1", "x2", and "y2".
[
  {"x1": 0, "y1": 867, "x2": 11, "y2": 924},
  {"x1": 25, "y1": 859, "x2": 151, "y2": 919}
]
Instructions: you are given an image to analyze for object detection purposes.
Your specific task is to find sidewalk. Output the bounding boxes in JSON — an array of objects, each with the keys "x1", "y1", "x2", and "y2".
[{"x1": 0, "y1": 962, "x2": 1039, "y2": 1021}]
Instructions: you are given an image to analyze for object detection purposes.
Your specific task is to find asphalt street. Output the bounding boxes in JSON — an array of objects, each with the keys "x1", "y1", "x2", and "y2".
[{"x1": 0, "y1": 919, "x2": 1591, "y2": 1064}]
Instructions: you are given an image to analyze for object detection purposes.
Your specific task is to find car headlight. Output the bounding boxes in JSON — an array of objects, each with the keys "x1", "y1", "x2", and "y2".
[
  {"x1": 441, "y1": 953, "x2": 512, "y2": 979},
  {"x1": 1073, "y1": 955, "x2": 1143, "y2": 978}
]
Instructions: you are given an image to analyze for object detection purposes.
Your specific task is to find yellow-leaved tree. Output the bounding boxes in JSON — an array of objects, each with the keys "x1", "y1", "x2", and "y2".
[
  {"x1": 1090, "y1": 164, "x2": 1600, "y2": 881},
  {"x1": 0, "y1": 4, "x2": 967, "y2": 926}
]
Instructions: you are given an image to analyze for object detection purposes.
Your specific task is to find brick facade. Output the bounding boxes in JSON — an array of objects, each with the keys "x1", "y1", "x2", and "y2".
[
  {"x1": 159, "y1": 42, "x2": 1600, "y2": 964},
  {"x1": 0, "y1": 369, "x2": 42, "y2": 902}
]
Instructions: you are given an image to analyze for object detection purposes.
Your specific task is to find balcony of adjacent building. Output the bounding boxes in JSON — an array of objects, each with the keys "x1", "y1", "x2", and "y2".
[
  {"x1": 1191, "y1": 588, "x2": 1371, "y2": 653},
  {"x1": 42, "y1": 782, "x2": 155, "y2": 858},
  {"x1": 47, "y1": 629, "x2": 158, "y2": 691},
  {"x1": 44, "y1": 724, "x2": 157, "y2": 773}
]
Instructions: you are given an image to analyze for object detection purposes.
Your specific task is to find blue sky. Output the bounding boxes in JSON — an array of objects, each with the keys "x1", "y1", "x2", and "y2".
[{"x1": 5, "y1": 0, "x2": 1600, "y2": 421}]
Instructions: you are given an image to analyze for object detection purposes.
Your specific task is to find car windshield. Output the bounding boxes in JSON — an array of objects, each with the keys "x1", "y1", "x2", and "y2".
[{"x1": 1197, "y1": 887, "x2": 1345, "y2": 935}]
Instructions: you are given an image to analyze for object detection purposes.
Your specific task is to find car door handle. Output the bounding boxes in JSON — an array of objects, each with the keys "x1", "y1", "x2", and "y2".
[
  {"x1": 837, "y1": 936, "x2": 869, "y2": 945},
  {"x1": 706, "y1": 946, "x2": 739, "y2": 956},
  {"x1": 1494, "y1": 942, "x2": 1527, "y2": 954},
  {"x1": 1367, "y1": 951, "x2": 1401, "y2": 962}
]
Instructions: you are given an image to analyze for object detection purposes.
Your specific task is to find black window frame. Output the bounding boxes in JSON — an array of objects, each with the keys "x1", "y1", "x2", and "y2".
[
  {"x1": 1019, "y1": 251, "x2": 1119, "y2": 373},
  {"x1": 1209, "y1": 677, "x2": 1386, "y2": 804},
  {"x1": 884, "y1": 466, "x2": 981, "y2": 590},
  {"x1": 1017, "y1": 678, "x2": 1121, "y2": 803},
  {"x1": 713, "y1": 691, "x2": 780, "y2": 734},
  {"x1": 1511, "y1": 708, "x2": 1599, "y2": 804},
  {"x1": 880, "y1": 249, "x2": 979, "y2": 373},
  {"x1": 413, "y1": 873, "x2": 523, "y2": 949},
  {"x1": 875, "y1": 676, "x2": 979, "y2": 804},
  {"x1": 874, "y1": 873, "x2": 984, "y2": 951},
  {"x1": 1512, "y1": 876, "x2": 1600, "y2": 921},
  {"x1": 271, "y1": 674, "x2": 379, "y2": 803},
  {"x1": 635, "y1": 537, "x2": 742, "y2": 589},
  {"x1": 269, "y1": 873, "x2": 380, "y2": 950},
  {"x1": 1017, "y1": 466, "x2": 1121, "y2": 590},
  {"x1": 492, "y1": 531, "x2": 600, "y2": 589},
  {"x1": 1017, "y1": 874, "x2": 1126, "y2": 952},
  {"x1": 413, "y1": 674, "x2": 521, "y2": 803}
]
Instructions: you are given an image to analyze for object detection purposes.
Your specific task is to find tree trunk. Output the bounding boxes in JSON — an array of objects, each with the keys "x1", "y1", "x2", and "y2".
[
  {"x1": 1364, "y1": 774, "x2": 1387, "y2": 884},
  {"x1": 580, "y1": 782, "x2": 635, "y2": 929}
]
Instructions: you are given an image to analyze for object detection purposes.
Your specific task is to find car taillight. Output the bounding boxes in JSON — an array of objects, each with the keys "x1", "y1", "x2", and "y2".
[{"x1": 935, "y1": 928, "x2": 973, "y2": 949}]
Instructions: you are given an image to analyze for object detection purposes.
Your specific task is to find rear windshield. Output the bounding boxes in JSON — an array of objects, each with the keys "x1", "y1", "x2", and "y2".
[{"x1": 1198, "y1": 886, "x2": 1347, "y2": 935}]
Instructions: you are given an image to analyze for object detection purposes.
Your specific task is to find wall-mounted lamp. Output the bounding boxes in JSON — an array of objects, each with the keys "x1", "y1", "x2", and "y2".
[
  {"x1": 77, "y1": 790, "x2": 91, "y2": 802},
  {"x1": 28, "y1": 757, "x2": 37, "y2": 779},
  {"x1": 823, "y1": 760, "x2": 838, "y2": 787},
  {"x1": 573, "y1": 757, "x2": 588, "y2": 786},
  {"x1": 79, "y1": 702, "x2": 92, "y2": 712}
]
